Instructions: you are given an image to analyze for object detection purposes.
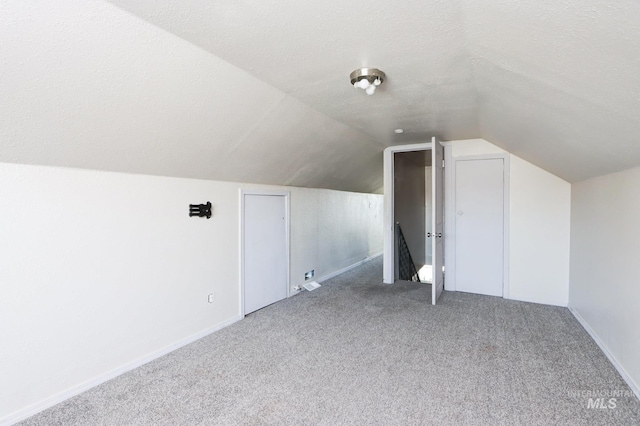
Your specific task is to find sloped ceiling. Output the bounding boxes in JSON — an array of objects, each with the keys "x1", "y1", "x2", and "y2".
[
  {"x1": 2, "y1": 1, "x2": 640, "y2": 192},
  {"x1": 0, "y1": 0, "x2": 384, "y2": 193}
]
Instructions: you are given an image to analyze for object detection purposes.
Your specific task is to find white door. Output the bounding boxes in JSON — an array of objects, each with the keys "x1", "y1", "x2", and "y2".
[
  {"x1": 243, "y1": 193, "x2": 288, "y2": 314},
  {"x1": 431, "y1": 138, "x2": 444, "y2": 305},
  {"x1": 454, "y1": 158, "x2": 504, "y2": 296}
]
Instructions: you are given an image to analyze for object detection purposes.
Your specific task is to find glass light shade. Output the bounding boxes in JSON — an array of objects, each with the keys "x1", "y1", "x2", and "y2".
[{"x1": 349, "y1": 68, "x2": 385, "y2": 95}]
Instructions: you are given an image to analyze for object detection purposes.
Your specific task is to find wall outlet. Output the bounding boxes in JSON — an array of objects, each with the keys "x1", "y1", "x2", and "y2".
[
  {"x1": 305, "y1": 270, "x2": 315, "y2": 280},
  {"x1": 207, "y1": 293, "x2": 214, "y2": 303}
]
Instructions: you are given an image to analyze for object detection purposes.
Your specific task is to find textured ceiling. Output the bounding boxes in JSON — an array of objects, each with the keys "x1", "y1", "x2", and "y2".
[
  {"x1": 2, "y1": 1, "x2": 640, "y2": 192},
  {"x1": 106, "y1": 0, "x2": 640, "y2": 183},
  {"x1": 106, "y1": 0, "x2": 479, "y2": 144},
  {"x1": 0, "y1": 0, "x2": 384, "y2": 193}
]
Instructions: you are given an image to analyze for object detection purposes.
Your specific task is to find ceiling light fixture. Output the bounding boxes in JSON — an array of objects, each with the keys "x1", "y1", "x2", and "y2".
[
  {"x1": 350, "y1": 68, "x2": 385, "y2": 96},
  {"x1": 394, "y1": 128, "x2": 404, "y2": 134}
]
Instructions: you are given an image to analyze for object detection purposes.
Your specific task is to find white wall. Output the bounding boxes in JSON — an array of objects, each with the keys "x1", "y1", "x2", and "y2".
[
  {"x1": 570, "y1": 167, "x2": 640, "y2": 396},
  {"x1": 290, "y1": 188, "x2": 383, "y2": 285},
  {"x1": 448, "y1": 139, "x2": 571, "y2": 306},
  {"x1": 0, "y1": 162, "x2": 383, "y2": 423}
]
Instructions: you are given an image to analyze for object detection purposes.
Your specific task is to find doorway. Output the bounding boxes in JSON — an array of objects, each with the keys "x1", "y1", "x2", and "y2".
[
  {"x1": 383, "y1": 137, "x2": 444, "y2": 305},
  {"x1": 241, "y1": 191, "x2": 290, "y2": 315},
  {"x1": 393, "y1": 150, "x2": 429, "y2": 282}
]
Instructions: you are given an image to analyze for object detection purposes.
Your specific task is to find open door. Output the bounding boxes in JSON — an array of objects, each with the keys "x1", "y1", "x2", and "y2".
[
  {"x1": 431, "y1": 137, "x2": 444, "y2": 304},
  {"x1": 383, "y1": 139, "x2": 444, "y2": 293}
]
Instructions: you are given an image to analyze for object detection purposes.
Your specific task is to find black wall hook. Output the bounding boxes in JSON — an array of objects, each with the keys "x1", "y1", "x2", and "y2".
[{"x1": 189, "y1": 202, "x2": 212, "y2": 219}]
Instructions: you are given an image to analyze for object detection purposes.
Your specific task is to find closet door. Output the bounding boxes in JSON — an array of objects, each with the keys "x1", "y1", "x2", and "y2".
[
  {"x1": 243, "y1": 192, "x2": 289, "y2": 314},
  {"x1": 454, "y1": 157, "x2": 505, "y2": 297}
]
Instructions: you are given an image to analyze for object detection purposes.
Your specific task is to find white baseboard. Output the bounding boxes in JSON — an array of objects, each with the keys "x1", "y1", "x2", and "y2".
[
  {"x1": 287, "y1": 252, "x2": 382, "y2": 297},
  {"x1": 506, "y1": 294, "x2": 568, "y2": 308},
  {"x1": 317, "y1": 252, "x2": 383, "y2": 283},
  {"x1": 569, "y1": 306, "x2": 640, "y2": 400},
  {"x1": 1, "y1": 315, "x2": 243, "y2": 426}
]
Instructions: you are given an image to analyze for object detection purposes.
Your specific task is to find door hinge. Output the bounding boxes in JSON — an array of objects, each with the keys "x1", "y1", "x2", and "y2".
[{"x1": 442, "y1": 160, "x2": 445, "y2": 168}]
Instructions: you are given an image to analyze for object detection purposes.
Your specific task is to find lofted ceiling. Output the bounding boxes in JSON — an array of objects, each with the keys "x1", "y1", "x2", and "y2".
[
  {"x1": 106, "y1": 0, "x2": 480, "y2": 144},
  {"x1": 2, "y1": 1, "x2": 640, "y2": 192}
]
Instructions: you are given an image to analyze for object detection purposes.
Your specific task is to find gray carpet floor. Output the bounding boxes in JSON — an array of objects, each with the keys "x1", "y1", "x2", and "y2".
[{"x1": 22, "y1": 257, "x2": 640, "y2": 425}]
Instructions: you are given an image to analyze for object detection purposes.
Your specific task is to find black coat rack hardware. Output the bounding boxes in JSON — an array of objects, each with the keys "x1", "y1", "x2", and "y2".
[{"x1": 189, "y1": 202, "x2": 212, "y2": 219}]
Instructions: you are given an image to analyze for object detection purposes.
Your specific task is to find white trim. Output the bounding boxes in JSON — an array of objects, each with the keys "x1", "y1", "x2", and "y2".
[
  {"x1": 431, "y1": 138, "x2": 445, "y2": 305},
  {"x1": 1, "y1": 315, "x2": 243, "y2": 426},
  {"x1": 443, "y1": 144, "x2": 454, "y2": 291},
  {"x1": 317, "y1": 252, "x2": 383, "y2": 283},
  {"x1": 288, "y1": 253, "x2": 383, "y2": 297},
  {"x1": 289, "y1": 288, "x2": 303, "y2": 297},
  {"x1": 239, "y1": 189, "x2": 291, "y2": 316},
  {"x1": 503, "y1": 156, "x2": 511, "y2": 299},
  {"x1": 569, "y1": 307, "x2": 640, "y2": 400},
  {"x1": 383, "y1": 141, "x2": 434, "y2": 284},
  {"x1": 447, "y1": 154, "x2": 510, "y2": 298}
]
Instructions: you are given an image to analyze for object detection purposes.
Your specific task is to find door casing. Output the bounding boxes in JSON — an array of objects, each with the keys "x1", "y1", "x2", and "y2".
[{"x1": 383, "y1": 137, "x2": 445, "y2": 293}]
